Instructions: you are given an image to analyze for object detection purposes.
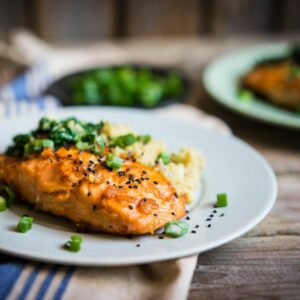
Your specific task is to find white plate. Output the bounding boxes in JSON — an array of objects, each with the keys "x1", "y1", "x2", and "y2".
[
  {"x1": 203, "y1": 43, "x2": 300, "y2": 130},
  {"x1": 0, "y1": 107, "x2": 277, "y2": 266}
]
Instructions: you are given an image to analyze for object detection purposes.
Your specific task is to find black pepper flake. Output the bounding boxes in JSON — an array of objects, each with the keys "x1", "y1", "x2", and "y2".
[
  {"x1": 87, "y1": 192, "x2": 91, "y2": 197},
  {"x1": 88, "y1": 167, "x2": 93, "y2": 172},
  {"x1": 106, "y1": 181, "x2": 110, "y2": 184},
  {"x1": 136, "y1": 244, "x2": 140, "y2": 247},
  {"x1": 158, "y1": 236, "x2": 164, "y2": 239},
  {"x1": 118, "y1": 171, "x2": 125, "y2": 177},
  {"x1": 135, "y1": 179, "x2": 141, "y2": 184},
  {"x1": 133, "y1": 185, "x2": 138, "y2": 189},
  {"x1": 129, "y1": 186, "x2": 133, "y2": 189},
  {"x1": 206, "y1": 218, "x2": 211, "y2": 221},
  {"x1": 191, "y1": 230, "x2": 197, "y2": 234},
  {"x1": 126, "y1": 181, "x2": 131, "y2": 185},
  {"x1": 153, "y1": 181, "x2": 158, "y2": 185},
  {"x1": 118, "y1": 185, "x2": 123, "y2": 188},
  {"x1": 142, "y1": 170, "x2": 147, "y2": 175},
  {"x1": 141, "y1": 178, "x2": 145, "y2": 181},
  {"x1": 128, "y1": 205, "x2": 134, "y2": 210},
  {"x1": 207, "y1": 224, "x2": 211, "y2": 228},
  {"x1": 143, "y1": 198, "x2": 147, "y2": 202},
  {"x1": 186, "y1": 216, "x2": 190, "y2": 220},
  {"x1": 129, "y1": 174, "x2": 134, "y2": 181},
  {"x1": 195, "y1": 225, "x2": 199, "y2": 228},
  {"x1": 79, "y1": 160, "x2": 83, "y2": 165},
  {"x1": 171, "y1": 212, "x2": 176, "y2": 216},
  {"x1": 153, "y1": 213, "x2": 158, "y2": 217},
  {"x1": 219, "y1": 213, "x2": 225, "y2": 217}
]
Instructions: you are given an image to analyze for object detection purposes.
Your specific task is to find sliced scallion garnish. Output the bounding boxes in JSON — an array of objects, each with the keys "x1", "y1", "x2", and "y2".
[
  {"x1": 158, "y1": 152, "x2": 170, "y2": 165},
  {"x1": 17, "y1": 216, "x2": 33, "y2": 233},
  {"x1": 106, "y1": 154, "x2": 123, "y2": 170},
  {"x1": 164, "y1": 220, "x2": 189, "y2": 238},
  {"x1": 64, "y1": 235, "x2": 82, "y2": 252},
  {"x1": 0, "y1": 196, "x2": 7, "y2": 212},
  {"x1": 112, "y1": 133, "x2": 137, "y2": 149},
  {"x1": 216, "y1": 193, "x2": 228, "y2": 207}
]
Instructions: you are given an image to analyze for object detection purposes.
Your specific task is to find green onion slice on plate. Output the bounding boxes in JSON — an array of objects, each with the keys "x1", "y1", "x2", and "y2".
[
  {"x1": 164, "y1": 220, "x2": 189, "y2": 238},
  {"x1": 17, "y1": 216, "x2": 33, "y2": 233}
]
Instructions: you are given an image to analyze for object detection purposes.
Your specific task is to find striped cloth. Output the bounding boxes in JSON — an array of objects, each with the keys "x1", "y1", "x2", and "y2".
[{"x1": 0, "y1": 60, "x2": 231, "y2": 300}]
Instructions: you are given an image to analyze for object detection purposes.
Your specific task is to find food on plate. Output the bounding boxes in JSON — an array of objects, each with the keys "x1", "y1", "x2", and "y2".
[
  {"x1": 240, "y1": 45, "x2": 300, "y2": 111},
  {"x1": 0, "y1": 117, "x2": 205, "y2": 235},
  {"x1": 65, "y1": 66, "x2": 183, "y2": 107}
]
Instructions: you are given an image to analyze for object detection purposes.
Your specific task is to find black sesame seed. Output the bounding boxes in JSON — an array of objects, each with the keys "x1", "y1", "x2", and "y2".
[
  {"x1": 126, "y1": 168, "x2": 130, "y2": 172},
  {"x1": 195, "y1": 225, "x2": 199, "y2": 228},
  {"x1": 206, "y1": 218, "x2": 211, "y2": 221},
  {"x1": 83, "y1": 171, "x2": 88, "y2": 176},
  {"x1": 89, "y1": 160, "x2": 94, "y2": 164},
  {"x1": 118, "y1": 171, "x2": 125, "y2": 177},
  {"x1": 67, "y1": 154, "x2": 72, "y2": 158},
  {"x1": 142, "y1": 170, "x2": 147, "y2": 175},
  {"x1": 153, "y1": 213, "x2": 158, "y2": 217},
  {"x1": 174, "y1": 192, "x2": 178, "y2": 198},
  {"x1": 136, "y1": 244, "x2": 140, "y2": 247},
  {"x1": 135, "y1": 179, "x2": 141, "y2": 184},
  {"x1": 118, "y1": 185, "x2": 123, "y2": 188},
  {"x1": 207, "y1": 224, "x2": 211, "y2": 228},
  {"x1": 129, "y1": 186, "x2": 133, "y2": 189},
  {"x1": 220, "y1": 213, "x2": 225, "y2": 217},
  {"x1": 88, "y1": 167, "x2": 93, "y2": 172},
  {"x1": 158, "y1": 236, "x2": 164, "y2": 239},
  {"x1": 133, "y1": 185, "x2": 138, "y2": 189},
  {"x1": 129, "y1": 174, "x2": 134, "y2": 181},
  {"x1": 126, "y1": 181, "x2": 131, "y2": 185},
  {"x1": 72, "y1": 182, "x2": 76, "y2": 187},
  {"x1": 128, "y1": 205, "x2": 134, "y2": 210},
  {"x1": 155, "y1": 160, "x2": 159, "y2": 165},
  {"x1": 92, "y1": 204, "x2": 96, "y2": 211},
  {"x1": 191, "y1": 230, "x2": 197, "y2": 234},
  {"x1": 210, "y1": 214, "x2": 214, "y2": 218},
  {"x1": 132, "y1": 159, "x2": 136, "y2": 162},
  {"x1": 87, "y1": 192, "x2": 91, "y2": 197},
  {"x1": 185, "y1": 210, "x2": 189, "y2": 214},
  {"x1": 143, "y1": 198, "x2": 147, "y2": 202},
  {"x1": 79, "y1": 160, "x2": 83, "y2": 165},
  {"x1": 97, "y1": 158, "x2": 101, "y2": 163},
  {"x1": 153, "y1": 181, "x2": 158, "y2": 185},
  {"x1": 186, "y1": 216, "x2": 190, "y2": 220},
  {"x1": 213, "y1": 210, "x2": 217, "y2": 213},
  {"x1": 171, "y1": 212, "x2": 176, "y2": 216},
  {"x1": 106, "y1": 181, "x2": 110, "y2": 184}
]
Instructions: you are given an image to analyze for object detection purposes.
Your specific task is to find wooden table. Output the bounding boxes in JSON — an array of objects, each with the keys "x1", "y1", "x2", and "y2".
[{"x1": 123, "y1": 36, "x2": 300, "y2": 299}]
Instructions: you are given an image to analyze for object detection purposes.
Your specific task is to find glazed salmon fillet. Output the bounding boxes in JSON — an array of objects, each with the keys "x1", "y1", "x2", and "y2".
[
  {"x1": 242, "y1": 62, "x2": 300, "y2": 110},
  {"x1": 0, "y1": 147, "x2": 185, "y2": 235}
]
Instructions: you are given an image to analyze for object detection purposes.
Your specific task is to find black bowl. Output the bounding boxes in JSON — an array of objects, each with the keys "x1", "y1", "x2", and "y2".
[{"x1": 44, "y1": 65, "x2": 191, "y2": 108}]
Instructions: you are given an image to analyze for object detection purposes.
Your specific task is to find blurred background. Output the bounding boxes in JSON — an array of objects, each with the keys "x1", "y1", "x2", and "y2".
[{"x1": 0, "y1": 0, "x2": 300, "y2": 42}]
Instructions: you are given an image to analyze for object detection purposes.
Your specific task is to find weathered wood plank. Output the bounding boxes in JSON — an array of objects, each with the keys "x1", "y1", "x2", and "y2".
[
  {"x1": 211, "y1": 0, "x2": 273, "y2": 34},
  {"x1": 32, "y1": 0, "x2": 115, "y2": 42},
  {"x1": 126, "y1": 0, "x2": 200, "y2": 37}
]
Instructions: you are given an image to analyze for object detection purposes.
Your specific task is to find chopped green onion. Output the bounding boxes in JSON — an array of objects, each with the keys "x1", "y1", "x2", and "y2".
[
  {"x1": 216, "y1": 193, "x2": 228, "y2": 207},
  {"x1": 0, "y1": 185, "x2": 15, "y2": 206},
  {"x1": 112, "y1": 133, "x2": 137, "y2": 148},
  {"x1": 17, "y1": 216, "x2": 33, "y2": 233},
  {"x1": 288, "y1": 65, "x2": 300, "y2": 80},
  {"x1": 237, "y1": 89, "x2": 253, "y2": 101},
  {"x1": 64, "y1": 235, "x2": 82, "y2": 252},
  {"x1": 76, "y1": 141, "x2": 90, "y2": 150},
  {"x1": 24, "y1": 139, "x2": 54, "y2": 155},
  {"x1": 106, "y1": 154, "x2": 123, "y2": 170},
  {"x1": 0, "y1": 196, "x2": 7, "y2": 212},
  {"x1": 137, "y1": 134, "x2": 152, "y2": 144},
  {"x1": 158, "y1": 152, "x2": 170, "y2": 165},
  {"x1": 164, "y1": 220, "x2": 189, "y2": 238}
]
